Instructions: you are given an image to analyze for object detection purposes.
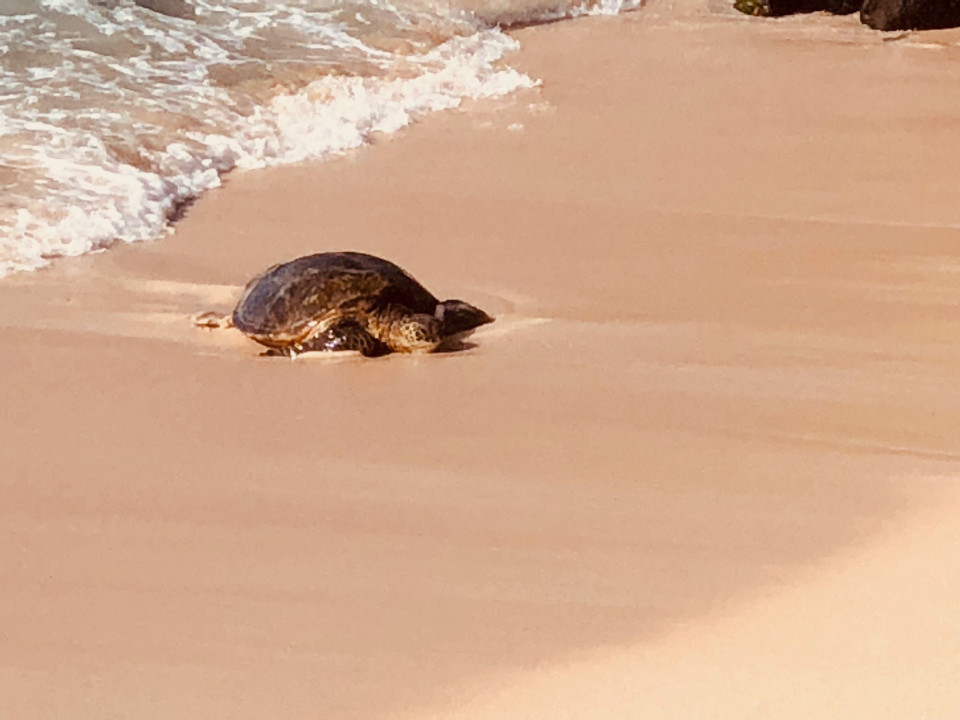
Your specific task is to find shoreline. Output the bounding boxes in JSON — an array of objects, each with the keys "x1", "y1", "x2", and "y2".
[{"x1": 4, "y1": 4, "x2": 960, "y2": 718}]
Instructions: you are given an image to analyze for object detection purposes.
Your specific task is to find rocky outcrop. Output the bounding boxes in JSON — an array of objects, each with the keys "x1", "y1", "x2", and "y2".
[
  {"x1": 734, "y1": 0, "x2": 860, "y2": 16},
  {"x1": 860, "y1": 0, "x2": 960, "y2": 30},
  {"x1": 735, "y1": 0, "x2": 960, "y2": 29}
]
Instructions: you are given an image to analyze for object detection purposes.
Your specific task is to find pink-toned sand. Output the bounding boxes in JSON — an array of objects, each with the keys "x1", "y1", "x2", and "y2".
[{"x1": 3, "y1": 3, "x2": 960, "y2": 718}]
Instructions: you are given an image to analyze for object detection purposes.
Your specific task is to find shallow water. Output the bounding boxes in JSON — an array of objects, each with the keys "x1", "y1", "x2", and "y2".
[{"x1": 0, "y1": 0, "x2": 641, "y2": 275}]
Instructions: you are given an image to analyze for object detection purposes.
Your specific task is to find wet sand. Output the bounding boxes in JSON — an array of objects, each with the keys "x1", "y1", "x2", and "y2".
[{"x1": 4, "y1": 3, "x2": 960, "y2": 718}]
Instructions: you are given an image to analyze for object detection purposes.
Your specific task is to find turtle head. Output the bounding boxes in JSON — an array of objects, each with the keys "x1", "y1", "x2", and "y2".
[{"x1": 435, "y1": 300, "x2": 494, "y2": 338}]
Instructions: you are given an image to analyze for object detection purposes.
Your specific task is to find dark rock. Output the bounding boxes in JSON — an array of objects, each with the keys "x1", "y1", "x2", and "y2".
[
  {"x1": 734, "y1": 0, "x2": 860, "y2": 17},
  {"x1": 828, "y1": 0, "x2": 864, "y2": 12},
  {"x1": 134, "y1": 0, "x2": 196, "y2": 20},
  {"x1": 861, "y1": 0, "x2": 960, "y2": 29}
]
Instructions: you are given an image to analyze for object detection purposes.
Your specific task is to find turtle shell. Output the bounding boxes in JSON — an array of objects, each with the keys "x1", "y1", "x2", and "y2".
[{"x1": 232, "y1": 252, "x2": 439, "y2": 347}]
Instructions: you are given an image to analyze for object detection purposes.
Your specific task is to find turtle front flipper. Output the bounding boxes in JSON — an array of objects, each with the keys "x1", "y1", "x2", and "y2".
[
  {"x1": 368, "y1": 308, "x2": 441, "y2": 354},
  {"x1": 302, "y1": 321, "x2": 391, "y2": 357}
]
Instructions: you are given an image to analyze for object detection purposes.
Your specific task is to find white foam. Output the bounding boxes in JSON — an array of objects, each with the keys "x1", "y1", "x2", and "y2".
[{"x1": 250, "y1": 30, "x2": 536, "y2": 167}]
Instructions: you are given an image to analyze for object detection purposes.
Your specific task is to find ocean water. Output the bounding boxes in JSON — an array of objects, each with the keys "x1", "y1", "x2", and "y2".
[{"x1": 0, "y1": 0, "x2": 641, "y2": 275}]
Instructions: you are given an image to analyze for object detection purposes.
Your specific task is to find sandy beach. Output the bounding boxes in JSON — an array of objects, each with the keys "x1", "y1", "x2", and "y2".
[{"x1": 4, "y1": 2, "x2": 960, "y2": 717}]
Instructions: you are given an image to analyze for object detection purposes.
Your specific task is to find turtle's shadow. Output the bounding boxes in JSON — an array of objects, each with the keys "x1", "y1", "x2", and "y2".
[{"x1": 434, "y1": 338, "x2": 478, "y2": 354}]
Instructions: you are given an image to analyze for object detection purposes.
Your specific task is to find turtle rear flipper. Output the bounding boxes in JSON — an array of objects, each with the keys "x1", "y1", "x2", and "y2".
[{"x1": 192, "y1": 311, "x2": 233, "y2": 329}]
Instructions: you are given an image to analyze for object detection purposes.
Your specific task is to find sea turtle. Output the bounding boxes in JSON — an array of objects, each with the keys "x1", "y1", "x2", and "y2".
[{"x1": 192, "y1": 251, "x2": 494, "y2": 357}]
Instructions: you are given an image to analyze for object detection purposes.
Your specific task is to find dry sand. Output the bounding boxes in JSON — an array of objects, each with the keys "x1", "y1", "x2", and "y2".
[{"x1": 4, "y1": 2, "x2": 960, "y2": 718}]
